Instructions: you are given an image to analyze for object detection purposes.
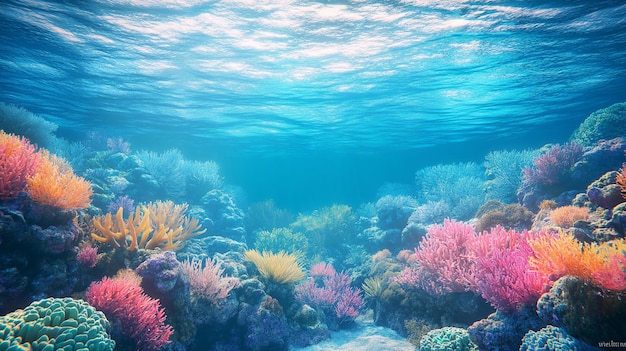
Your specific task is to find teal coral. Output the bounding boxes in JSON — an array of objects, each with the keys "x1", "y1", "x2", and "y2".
[
  {"x1": 570, "y1": 102, "x2": 626, "y2": 147},
  {"x1": 419, "y1": 327, "x2": 478, "y2": 351},
  {"x1": 0, "y1": 297, "x2": 115, "y2": 351},
  {"x1": 520, "y1": 325, "x2": 599, "y2": 351}
]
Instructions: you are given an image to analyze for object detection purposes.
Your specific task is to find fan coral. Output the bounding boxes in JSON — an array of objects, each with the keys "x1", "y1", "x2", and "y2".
[
  {"x1": 26, "y1": 150, "x2": 92, "y2": 210},
  {"x1": 91, "y1": 200, "x2": 205, "y2": 251},
  {"x1": 85, "y1": 271, "x2": 173, "y2": 351},
  {"x1": 244, "y1": 250, "x2": 305, "y2": 284}
]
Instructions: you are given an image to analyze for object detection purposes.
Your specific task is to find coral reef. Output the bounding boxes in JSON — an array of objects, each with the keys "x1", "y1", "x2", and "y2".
[
  {"x1": 468, "y1": 308, "x2": 546, "y2": 351},
  {"x1": 536, "y1": 275, "x2": 626, "y2": 346},
  {"x1": 197, "y1": 189, "x2": 246, "y2": 242}
]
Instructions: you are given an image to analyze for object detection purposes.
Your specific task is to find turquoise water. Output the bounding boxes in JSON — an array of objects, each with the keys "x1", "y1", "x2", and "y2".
[{"x1": 1, "y1": 0, "x2": 625, "y2": 210}]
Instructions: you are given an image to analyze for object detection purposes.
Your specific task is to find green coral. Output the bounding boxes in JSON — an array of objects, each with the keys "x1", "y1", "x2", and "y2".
[
  {"x1": 0, "y1": 297, "x2": 115, "y2": 351},
  {"x1": 570, "y1": 102, "x2": 626, "y2": 147},
  {"x1": 254, "y1": 227, "x2": 308, "y2": 256},
  {"x1": 419, "y1": 327, "x2": 478, "y2": 351},
  {"x1": 291, "y1": 204, "x2": 356, "y2": 249}
]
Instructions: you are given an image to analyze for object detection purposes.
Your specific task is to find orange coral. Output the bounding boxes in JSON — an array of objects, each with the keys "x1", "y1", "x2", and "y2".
[
  {"x1": 529, "y1": 231, "x2": 601, "y2": 280},
  {"x1": 26, "y1": 150, "x2": 92, "y2": 210},
  {"x1": 617, "y1": 163, "x2": 626, "y2": 200},
  {"x1": 91, "y1": 200, "x2": 206, "y2": 251},
  {"x1": 549, "y1": 205, "x2": 589, "y2": 228},
  {"x1": 529, "y1": 231, "x2": 626, "y2": 287}
]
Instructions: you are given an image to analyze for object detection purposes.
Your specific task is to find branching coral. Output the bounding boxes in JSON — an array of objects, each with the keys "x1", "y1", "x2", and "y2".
[{"x1": 91, "y1": 200, "x2": 205, "y2": 251}]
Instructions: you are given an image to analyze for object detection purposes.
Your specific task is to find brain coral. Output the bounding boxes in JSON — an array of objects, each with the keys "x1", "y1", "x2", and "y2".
[
  {"x1": 0, "y1": 297, "x2": 115, "y2": 351},
  {"x1": 570, "y1": 102, "x2": 626, "y2": 147}
]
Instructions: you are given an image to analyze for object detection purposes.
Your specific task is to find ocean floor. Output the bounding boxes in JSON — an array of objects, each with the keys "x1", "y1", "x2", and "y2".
[{"x1": 292, "y1": 312, "x2": 414, "y2": 351}]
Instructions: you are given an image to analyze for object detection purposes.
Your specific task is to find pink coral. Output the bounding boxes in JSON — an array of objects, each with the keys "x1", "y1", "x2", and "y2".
[
  {"x1": 181, "y1": 257, "x2": 239, "y2": 303},
  {"x1": 85, "y1": 273, "x2": 173, "y2": 351},
  {"x1": 474, "y1": 231, "x2": 551, "y2": 312},
  {"x1": 0, "y1": 131, "x2": 41, "y2": 199},
  {"x1": 411, "y1": 219, "x2": 479, "y2": 295}
]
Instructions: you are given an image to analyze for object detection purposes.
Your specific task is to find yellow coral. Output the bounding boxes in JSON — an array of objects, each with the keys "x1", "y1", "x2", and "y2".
[
  {"x1": 244, "y1": 250, "x2": 305, "y2": 284},
  {"x1": 91, "y1": 200, "x2": 205, "y2": 251},
  {"x1": 26, "y1": 150, "x2": 92, "y2": 210}
]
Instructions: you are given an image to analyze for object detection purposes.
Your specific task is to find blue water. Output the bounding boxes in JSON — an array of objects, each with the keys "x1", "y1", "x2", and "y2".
[{"x1": 1, "y1": 0, "x2": 625, "y2": 210}]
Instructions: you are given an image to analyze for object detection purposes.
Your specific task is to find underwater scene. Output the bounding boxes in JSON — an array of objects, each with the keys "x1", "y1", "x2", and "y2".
[{"x1": 1, "y1": 0, "x2": 626, "y2": 350}]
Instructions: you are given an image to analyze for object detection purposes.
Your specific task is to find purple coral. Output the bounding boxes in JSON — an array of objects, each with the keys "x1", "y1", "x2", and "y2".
[
  {"x1": 296, "y1": 263, "x2": 364, "y2": 329},
  {"x1": 522, "y1": 142, "x2": 584, "y2": 188}
]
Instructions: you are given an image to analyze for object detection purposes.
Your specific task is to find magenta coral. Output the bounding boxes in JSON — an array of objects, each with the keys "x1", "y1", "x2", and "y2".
[
  {"x1": 85, "y1": 274, "x2": 174, "y2": 351},
  {"x1": 475, "y1": 232, "x2": 550, "y2": 312}
]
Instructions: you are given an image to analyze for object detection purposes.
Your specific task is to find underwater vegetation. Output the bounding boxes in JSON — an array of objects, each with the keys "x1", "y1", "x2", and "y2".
[{"x1": 1, "y1": 102, "x2": 626, "y2": 351}]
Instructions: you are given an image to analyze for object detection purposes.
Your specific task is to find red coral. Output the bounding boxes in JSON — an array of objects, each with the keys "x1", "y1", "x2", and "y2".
[
  {"x1": 0, "y1": 131, "x2": 41, "y2": 199},
  {"x1": 86, "y1": 273, "x2": 173, "y2": 351}
]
